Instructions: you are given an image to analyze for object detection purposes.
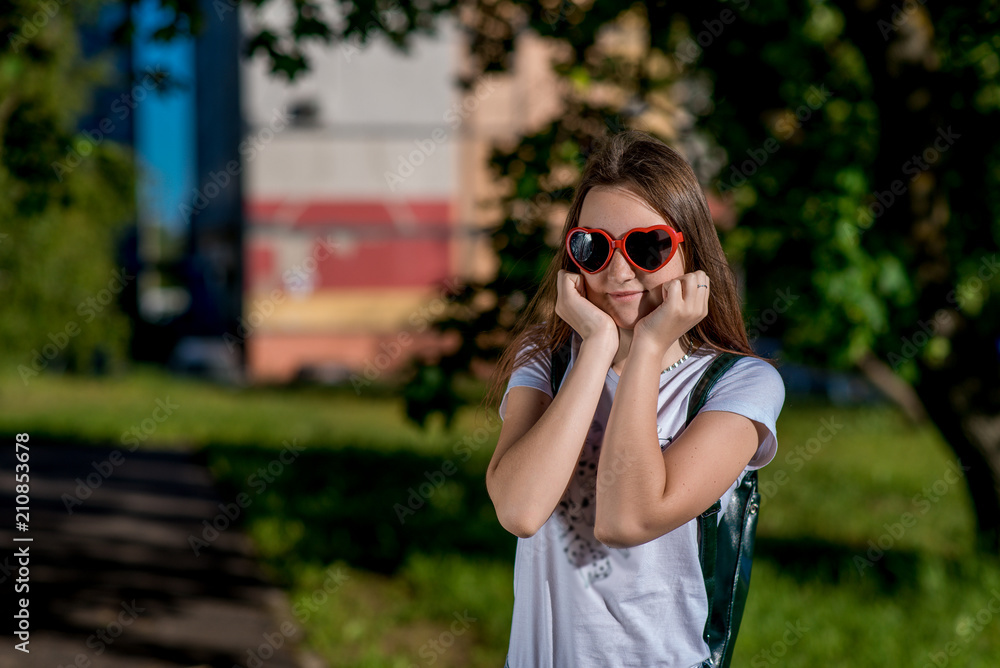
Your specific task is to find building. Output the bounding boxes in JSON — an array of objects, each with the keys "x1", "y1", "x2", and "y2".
[{"x1": 240, "y1": 6, "x2": 569, "y2": 382}]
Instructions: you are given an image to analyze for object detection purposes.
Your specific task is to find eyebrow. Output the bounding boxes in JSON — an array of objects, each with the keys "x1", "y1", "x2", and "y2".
[{"x1": 576, "y1": 224, "x2": 673, "y2": 239}]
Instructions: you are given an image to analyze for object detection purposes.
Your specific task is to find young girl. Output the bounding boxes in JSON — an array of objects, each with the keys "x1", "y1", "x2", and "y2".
[{"x1": 483, "y1": 130, "x2": 786, "y2": 667}]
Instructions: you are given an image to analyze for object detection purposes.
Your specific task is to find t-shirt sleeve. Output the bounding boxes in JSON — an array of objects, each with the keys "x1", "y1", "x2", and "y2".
[
  {"x1": 498, "y1": 342, "x2": 553, "y2": 422},
  {"x1": 699, "y1": 356, "x2": 786, "y2": 469}
]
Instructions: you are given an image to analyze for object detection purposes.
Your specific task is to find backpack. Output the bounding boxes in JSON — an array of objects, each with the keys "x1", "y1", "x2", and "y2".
[{"x1": 549, "y1": 337, "x2": 759, "y2": 668}]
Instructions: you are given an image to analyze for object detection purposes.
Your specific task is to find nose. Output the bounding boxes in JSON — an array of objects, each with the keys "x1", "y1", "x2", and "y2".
[{"x1": 607, "y1": 247, "x2": 635, "y2": 282}]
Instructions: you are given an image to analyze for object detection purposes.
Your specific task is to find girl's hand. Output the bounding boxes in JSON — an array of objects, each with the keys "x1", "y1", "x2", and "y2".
[
  {"x1": 633, "y1": 270, "x2": 710, "y2": 356},
  {"x1": 555, "y1": 269, "x2": 619, "y2": 347}
]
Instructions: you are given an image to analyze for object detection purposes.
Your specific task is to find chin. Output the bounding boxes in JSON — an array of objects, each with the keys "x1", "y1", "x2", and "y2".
[
  {"x1": 608, "y1": 308, "x2": 642, "y2": 331},
  {"x1": 603, "y1": 300, "x2": 651, "y2": 331}
]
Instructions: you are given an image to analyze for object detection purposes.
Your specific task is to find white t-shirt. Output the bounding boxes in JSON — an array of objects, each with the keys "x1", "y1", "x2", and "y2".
[{"x1": 497, "y1": 329, "x2": 785, "y2": 668}]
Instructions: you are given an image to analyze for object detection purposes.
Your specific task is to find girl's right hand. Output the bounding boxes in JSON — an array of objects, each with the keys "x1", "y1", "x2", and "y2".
[{"x1": 555, "y1": 269, "x2": 619, "y2": 348}]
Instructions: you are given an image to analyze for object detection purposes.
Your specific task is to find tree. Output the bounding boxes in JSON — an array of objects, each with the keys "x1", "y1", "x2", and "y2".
[
  {"x1": 1, "y1": 0, "x2": 135, "y2": 381},
  {"x1": 123, "y1": 0, "x2": 1000, "y2": 549},
  {"x1": 105, "y1": 0, "x2": 459, "y2": 81}
]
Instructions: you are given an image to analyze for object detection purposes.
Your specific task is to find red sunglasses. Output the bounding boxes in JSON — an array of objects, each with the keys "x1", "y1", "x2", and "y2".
[{"x1": 565, "y1": 224, "x2": 685, "y2": 274}]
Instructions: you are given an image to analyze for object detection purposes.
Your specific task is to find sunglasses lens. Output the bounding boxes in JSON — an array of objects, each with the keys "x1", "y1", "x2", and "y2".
[
  {"x1": 569, "y1": 231, "x2": 610, "y2": 272},
  {"x1": 625, "y1": 229, "x2": 673, "y2": 271}
]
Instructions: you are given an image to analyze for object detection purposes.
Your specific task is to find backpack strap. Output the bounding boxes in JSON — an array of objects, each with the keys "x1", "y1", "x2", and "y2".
[
  {"x1": 689, "y1": 351, "x2": 760, "y2": 668},
  {"x1": 550, "y1": 334, "x2": 573, "y2": 397},
  {"x1": 685, "y1": 352, "x2": 740, "y2": 425}
]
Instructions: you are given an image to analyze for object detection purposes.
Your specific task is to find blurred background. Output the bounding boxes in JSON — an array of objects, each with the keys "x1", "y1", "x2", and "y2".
[{"x1": 1, "y1": 0, "x2": 999, "y2": 666}]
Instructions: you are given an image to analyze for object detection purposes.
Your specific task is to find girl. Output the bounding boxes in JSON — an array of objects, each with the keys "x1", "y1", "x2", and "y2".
[{"x1": 483, "y1": 130, "x2": 786, "y2": 667}]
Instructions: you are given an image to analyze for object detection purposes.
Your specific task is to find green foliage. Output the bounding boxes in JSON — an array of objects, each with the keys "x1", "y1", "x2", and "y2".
[
  {"x1": 0, "y1": 1, "x2": 135, "y2": 378},
  {"x1": 357, "y1": 1, "x2": 1000, "y2": 433},
  {"x1": 111, "y1": 0, "x2": 460, "y2": 82}
]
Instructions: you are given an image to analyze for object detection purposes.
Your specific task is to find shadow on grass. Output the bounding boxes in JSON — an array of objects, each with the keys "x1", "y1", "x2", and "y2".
[
  {"x1": 754, "y1": 535, "x2": 927, "y2": 594},
  {"x1": 196, "y1": 442, "x2": 518, "y2": 582},
  {"x1": 197, "y1": 442, "x2": 945, "y2": 597}
]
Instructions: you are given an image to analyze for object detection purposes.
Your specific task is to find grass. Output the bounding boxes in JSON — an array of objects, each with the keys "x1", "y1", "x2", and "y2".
[
  {"x1": 0, "y1": 365, "x2": 463, "y2": 454},
  {"x1": 3, "y1": 366, "x2": 999, "y2": 667}
]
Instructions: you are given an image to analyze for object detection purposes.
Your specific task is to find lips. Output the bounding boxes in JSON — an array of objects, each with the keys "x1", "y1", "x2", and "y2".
[{"x1": 609, "y1": 290, "x2": 644, "y2": 302}]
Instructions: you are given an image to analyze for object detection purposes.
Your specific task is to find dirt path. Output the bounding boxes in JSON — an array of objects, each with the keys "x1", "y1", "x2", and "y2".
[{"x1": 0, "y1": 439, "x2": 322, "y2": 668}]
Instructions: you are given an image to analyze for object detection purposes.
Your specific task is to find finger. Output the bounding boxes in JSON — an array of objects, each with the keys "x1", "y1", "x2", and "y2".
[
  {"x1": 697, "y1": 270, "x2": 710, "y2": 290},
  {"x1": 660, "y1": 280, "x2": 671, "y2": 301},
  {"x1": 565, "y1": 271, "x2": 580, "y2": 294},
  {"x1": 696, "y1": 272, "x2": 710, "y2": 309},
  {"x1": 678, "y1": 272, "x2": 697, "y2": 301},
  {"x1": 665, "y1": 277, "x2": 683, "y2": 304},
  {"x1": 680, "y1": 273, "x2": 697, "y2": 294}
]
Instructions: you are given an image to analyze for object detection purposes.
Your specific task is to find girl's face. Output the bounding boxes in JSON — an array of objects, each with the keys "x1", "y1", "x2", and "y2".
[{"x1": 575, "y1": 186, "x2": 687, "y2": 330}]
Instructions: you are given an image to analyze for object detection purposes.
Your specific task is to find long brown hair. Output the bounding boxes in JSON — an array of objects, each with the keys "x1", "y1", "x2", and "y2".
[{"x1": 481, "y1": 129, "x2": 774, "y2": 415}]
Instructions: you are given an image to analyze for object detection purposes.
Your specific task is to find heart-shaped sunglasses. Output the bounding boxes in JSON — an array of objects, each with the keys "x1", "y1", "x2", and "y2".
[{"x1": 565, "y1": 224, "x2": 685, "y2": 274}]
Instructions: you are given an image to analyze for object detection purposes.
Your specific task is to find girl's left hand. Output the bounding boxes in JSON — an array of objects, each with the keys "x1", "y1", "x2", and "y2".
[{"x1": 633, "y1": 270, "x2": 711, "y2": 355}]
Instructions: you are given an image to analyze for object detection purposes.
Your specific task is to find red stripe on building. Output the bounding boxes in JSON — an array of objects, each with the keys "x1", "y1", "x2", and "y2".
[{"x1": 314, "y1": 237, "x2": 450, "y2": 288}]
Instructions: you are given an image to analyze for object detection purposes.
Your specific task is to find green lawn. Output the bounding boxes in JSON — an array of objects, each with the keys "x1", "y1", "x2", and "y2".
[{"x1": 3, "y1": 366, "x2": 999, "y2": 667}]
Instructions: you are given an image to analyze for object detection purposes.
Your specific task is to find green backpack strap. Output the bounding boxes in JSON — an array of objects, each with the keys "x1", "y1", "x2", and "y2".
[{"x1": 688, "y1": 351, "x2": 760, "y2": 668}]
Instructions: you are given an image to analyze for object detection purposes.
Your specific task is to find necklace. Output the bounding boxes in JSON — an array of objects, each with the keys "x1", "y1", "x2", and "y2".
[{"x1": 661, "y1": 340, "x2": 695, "y2": 374}]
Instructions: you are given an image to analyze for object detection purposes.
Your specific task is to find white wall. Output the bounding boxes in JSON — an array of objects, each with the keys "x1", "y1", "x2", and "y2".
[{"x1": 239, "y1": 2, "x2": 461, "y2": 200}]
